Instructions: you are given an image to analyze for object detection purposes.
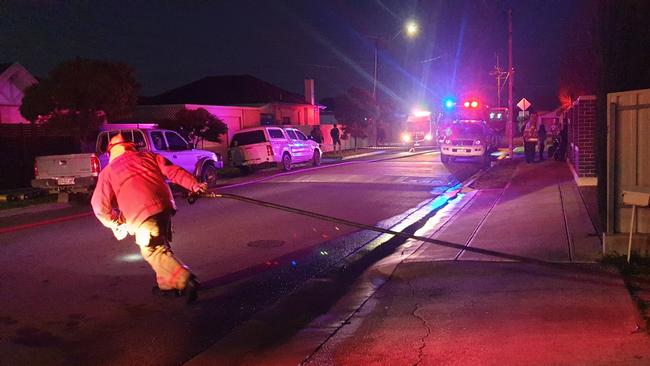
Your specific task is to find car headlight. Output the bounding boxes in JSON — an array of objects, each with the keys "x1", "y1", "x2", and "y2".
[
  {"x1": 402, "y1": 134, "x2": 411, "y2": 142},
  {"x1": 424, "y1": 134, "x2": 433, "y2": 141}
]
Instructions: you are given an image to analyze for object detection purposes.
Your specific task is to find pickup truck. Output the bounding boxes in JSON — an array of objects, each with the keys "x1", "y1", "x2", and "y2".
[
  {"x1": 32, "y1": 127, "x2": 223, "y2": 195},
  {"x1": 439, "y1": 120, "x2": 496, "y2": 165}
]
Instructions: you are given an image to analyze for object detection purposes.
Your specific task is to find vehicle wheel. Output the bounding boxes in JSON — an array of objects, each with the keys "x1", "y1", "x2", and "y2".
[
  {"x1": 441, "y1": 153, "x2": 450, "y2": 164},
  {"x1": 281, "y1": 153, "x2": 292, "y2": 171},
  {"x1": 200, "y1": 162, "x2": 218, "y2": 188},
  {"x1": 312, "y1": 150, "x2": 321, "y2": 166}
]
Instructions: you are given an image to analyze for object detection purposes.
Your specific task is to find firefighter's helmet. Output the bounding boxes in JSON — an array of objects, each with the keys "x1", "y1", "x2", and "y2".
[{"x1": 107, "y1": 133, "x2": 136, "y2": 162}]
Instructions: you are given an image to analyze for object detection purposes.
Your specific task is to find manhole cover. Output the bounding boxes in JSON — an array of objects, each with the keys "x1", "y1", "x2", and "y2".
[{"x1": 246, "y1": 240, "x2": 286, "y2": 248}]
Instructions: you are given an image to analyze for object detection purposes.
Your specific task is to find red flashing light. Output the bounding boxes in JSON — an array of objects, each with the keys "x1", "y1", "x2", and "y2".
[{"x1": 463, "y1": 100, "x2": 480, "y2": 108}]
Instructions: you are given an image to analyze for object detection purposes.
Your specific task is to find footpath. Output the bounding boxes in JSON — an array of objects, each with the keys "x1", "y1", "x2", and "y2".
[{"x1": 189, "y1": 158, "x2": 650, "y2": 365}]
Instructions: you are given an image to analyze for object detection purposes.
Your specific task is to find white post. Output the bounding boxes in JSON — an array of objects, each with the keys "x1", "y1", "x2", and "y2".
[{"x1": 627, "y1": 205, "x2": 636, "y2": 263}]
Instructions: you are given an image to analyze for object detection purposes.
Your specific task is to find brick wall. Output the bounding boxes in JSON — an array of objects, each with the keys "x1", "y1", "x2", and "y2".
[{"x1": 565, "y1": 95, "x2": 597, "y2": 179}]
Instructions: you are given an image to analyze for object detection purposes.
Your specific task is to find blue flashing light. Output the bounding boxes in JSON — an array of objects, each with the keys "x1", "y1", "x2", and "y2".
[{"x1": 444, "y1": 99, "x2": 456, "y2": 109}]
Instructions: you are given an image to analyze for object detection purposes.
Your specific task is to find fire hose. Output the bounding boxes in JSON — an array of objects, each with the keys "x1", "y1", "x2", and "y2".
[{"x1": 187, "y1": 192, "x2": 547, "y2": 264}]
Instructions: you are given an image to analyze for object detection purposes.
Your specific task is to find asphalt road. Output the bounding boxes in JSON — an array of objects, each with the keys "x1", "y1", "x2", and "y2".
[{"x1": 0, "y1": 149, "x2": 483, "y2": 365}]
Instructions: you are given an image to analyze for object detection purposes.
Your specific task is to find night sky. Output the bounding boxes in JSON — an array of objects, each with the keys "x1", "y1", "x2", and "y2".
[{"x1": 1, "y1": 0, "x2": 579, "y2": 111}]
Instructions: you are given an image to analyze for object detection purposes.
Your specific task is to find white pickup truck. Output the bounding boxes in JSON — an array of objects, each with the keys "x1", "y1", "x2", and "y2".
[{"x1": 31, "y1": 127, "x2": 223, "y2": 196}]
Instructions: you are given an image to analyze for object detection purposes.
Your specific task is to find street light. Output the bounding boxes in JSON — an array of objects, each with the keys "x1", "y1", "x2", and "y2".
[
  {"x1": 372, "y1": 20, "x2": 419, "y2": 100},
  {"x1": 405, "y1": 21, "x2": 419, "y2": 37}
]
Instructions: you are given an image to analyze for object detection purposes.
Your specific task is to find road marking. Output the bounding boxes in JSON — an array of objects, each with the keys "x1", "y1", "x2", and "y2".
[
  {"x1": 220, "y1": 149, "x2": 439, "y2": 190},
  {"x1": 0, "y1": 212, "x2": 93, "y2": 235}
]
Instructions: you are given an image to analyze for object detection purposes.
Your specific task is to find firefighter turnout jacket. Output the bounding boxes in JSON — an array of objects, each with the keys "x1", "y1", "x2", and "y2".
[{"x1": 91, "y1": 151, "x2": 199, "y2": 232}]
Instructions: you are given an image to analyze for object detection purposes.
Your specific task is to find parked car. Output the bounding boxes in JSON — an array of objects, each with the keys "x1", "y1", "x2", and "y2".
[
  {"x1": 439, "y1": 120, "x2": 496, "y2": 165},
  {"x1": 228, "y1": 126, "x2": 322, "y2": 171},
  {"x1": 32, "y1": 127, "x2": 223, "y2": 196}
]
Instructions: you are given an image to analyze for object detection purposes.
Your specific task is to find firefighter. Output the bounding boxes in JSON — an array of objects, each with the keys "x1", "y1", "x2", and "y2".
[
  {"x1": 523, "y1": 114, "x2": 539, "y2": 163},
  {"x1": 91, "y1": 133, "x2": 207, "y2": 303}
]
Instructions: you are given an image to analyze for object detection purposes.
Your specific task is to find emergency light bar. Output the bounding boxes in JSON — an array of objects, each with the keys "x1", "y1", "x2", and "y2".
[{"x1": 463, "y1": 100, "x2": 480, "y2": 108}]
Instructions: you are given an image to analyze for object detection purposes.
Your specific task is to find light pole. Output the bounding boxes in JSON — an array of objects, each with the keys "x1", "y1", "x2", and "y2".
[{"x1": 372, "y1": 20, "x2": 419, "y2": 100}]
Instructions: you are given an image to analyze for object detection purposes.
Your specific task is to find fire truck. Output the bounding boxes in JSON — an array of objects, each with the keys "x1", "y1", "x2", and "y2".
[{"x1": 401, "y1": 109, "x2": 435, "y2": 149}]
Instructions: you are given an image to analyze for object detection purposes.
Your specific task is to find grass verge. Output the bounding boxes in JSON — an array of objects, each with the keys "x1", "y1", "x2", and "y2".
[
  {"x1": 0, "y1": 193, "x2": 58, "y2": 211},
  {"x1": 601, "y1": 254, "x2": 650, "y2": 334},
  {"x1": 470, "y1": 158, "x2": 520, "y2": 190}
]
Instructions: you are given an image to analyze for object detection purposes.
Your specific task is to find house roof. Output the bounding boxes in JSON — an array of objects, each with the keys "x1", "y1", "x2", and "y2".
[
  {"x1": 141, "y1": 74, "x2": 309, "y2": 106},
  {"x1": 0, "y1": 63, "x2": 13, "y2": 74}
]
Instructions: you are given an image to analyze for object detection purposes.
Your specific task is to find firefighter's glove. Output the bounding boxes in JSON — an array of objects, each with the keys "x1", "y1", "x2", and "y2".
[
  {"x1": 112, "y1": 224, "x2": 128, "y2": 241},
  {"x1": 192, "y1": 182, "x2": 208, "y2": 194}
]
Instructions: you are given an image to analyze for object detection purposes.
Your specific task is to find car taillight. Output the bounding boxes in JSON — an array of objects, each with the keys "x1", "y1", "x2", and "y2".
[
  {"x1": 34, "y1": 159, "x2": 38, "y2": 178},
  {"x1": 90, "y1": 155, "x2": 101, "y2": 176},
  {"x1": 267, "y1": 145, "x2": 274, "y2": 156}
]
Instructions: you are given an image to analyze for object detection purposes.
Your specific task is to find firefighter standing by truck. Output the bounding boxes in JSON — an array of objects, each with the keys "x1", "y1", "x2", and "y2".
[
  {"x1": 91, "y1": 134, "x2": 207, "y2": 303},
  {"x1": 523, "y1": 114, "x2": 539, "y2": 163}
]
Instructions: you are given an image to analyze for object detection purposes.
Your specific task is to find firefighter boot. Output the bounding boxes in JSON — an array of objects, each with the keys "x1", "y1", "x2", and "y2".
[
  {"x1": 151, "y1": 286, "x2": 182, "y2": 298},
  {"x1": 182, "y1": 274, "x2": 199, "y2": 304}
]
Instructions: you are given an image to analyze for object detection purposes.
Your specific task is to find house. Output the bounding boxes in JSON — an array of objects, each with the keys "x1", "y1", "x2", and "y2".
[
  {"x1": 133, "y1": 75, "x2": 320, "y2": 158},
  {"x1": 0, "y1": 63, "x2": 38, "y2": 124}
]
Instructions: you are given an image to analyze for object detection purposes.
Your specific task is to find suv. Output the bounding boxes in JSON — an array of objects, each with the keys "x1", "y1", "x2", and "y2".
[
  {"x1": 439, "y1": 121, "x2": 496, "y2": 165},
  {"x1": 228, "y1": 126, "x2": 322, "y2": 171}
]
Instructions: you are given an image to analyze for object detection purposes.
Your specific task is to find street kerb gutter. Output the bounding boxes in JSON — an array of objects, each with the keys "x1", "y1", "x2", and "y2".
[
  {"x1": 185, "y1": 185, "x2": 463, "y2": 365},
  {"x1": 184, "y1": 168, "x2": 473, "y2": 364}
]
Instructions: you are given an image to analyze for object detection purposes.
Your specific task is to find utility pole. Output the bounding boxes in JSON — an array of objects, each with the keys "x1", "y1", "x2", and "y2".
[
  {"x1": 507, "y1": 8, "x2": 514, "y2": 158},
  {"x1": 489, "y1": 54, "x2": 508, "y2": 107},
  {"x1": 372, "y1": 38, "x2": 379, "y2": 101}
]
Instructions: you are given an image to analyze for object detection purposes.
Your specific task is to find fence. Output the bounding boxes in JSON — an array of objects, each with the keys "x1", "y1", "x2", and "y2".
[
  {"x1": 0, "y1": 124, "x2": 78, "y2": 189},
  {"x1": 605, "y1": 88, "x2": 650, "y2": 255}
]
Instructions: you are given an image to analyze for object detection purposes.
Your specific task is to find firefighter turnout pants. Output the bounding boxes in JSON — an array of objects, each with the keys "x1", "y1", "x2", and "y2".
[{"x1": 134, "y1": 211, "x2": 192, "y2": 291}]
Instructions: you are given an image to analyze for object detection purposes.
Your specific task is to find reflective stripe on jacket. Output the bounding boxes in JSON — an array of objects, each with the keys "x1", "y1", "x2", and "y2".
[{"x1": 91, "y1": 151, "x2": 198, "y2": 231}]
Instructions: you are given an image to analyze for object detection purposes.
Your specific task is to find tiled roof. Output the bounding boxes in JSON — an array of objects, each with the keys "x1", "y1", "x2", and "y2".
[
  {"x1": 141, "y1": 75, "x2": 308, "y2": 106},
  {"x1": 0, "y1": 63, "x2": 14, "y2": 75}
]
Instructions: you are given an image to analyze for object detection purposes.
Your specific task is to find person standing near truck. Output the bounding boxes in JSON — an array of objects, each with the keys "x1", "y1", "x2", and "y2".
[
  {"x1": 330, "y1": 124, "x2": 342, "y2": 155},
  {"x1": 537, "y1": 121, "x2": 547, "y2": 161},
  {"x1": 523, "y1": 114, "x2": 539, "y2": 163},
  {"x1": 91, "y1": 134, "x2": 207, "y2": 303}
]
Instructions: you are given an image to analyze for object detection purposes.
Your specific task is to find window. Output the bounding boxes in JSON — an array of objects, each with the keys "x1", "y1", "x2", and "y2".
[
  {"x1": 285, "y1": 130, "x2": 298, "y2": 140},
  {"x1": 268, "y1": 129, "x2": 285, "y2": 139},
  {"x1": 151, "y1": 131, "x2": 167, "y2": 150},
  {"x1": 133, "y1": 130, "x2": 146, "y2": 149},
  {"x1": 260, "y1": 114, "x2": 275, "y2": 125},
  {"x1": 230, "y1": 130, "x2": 266, "y2": 147},
  {"x1": 165, "y1": 131, "x2": 189, "y2": 151},
  {"x1": 295, "y1": 131, "x2": 308, "y2": 140},
  {"x1": 120, "y1": 130, "x2": 134, "y2": 142},
  {"x1": 97, "y1": 132, "x2": 109, "y2": 154}
]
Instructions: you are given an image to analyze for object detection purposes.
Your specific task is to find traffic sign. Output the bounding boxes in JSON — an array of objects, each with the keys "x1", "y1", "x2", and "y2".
[{"x1": 517, "y1": 98, "x2": 531, "y2": 111}]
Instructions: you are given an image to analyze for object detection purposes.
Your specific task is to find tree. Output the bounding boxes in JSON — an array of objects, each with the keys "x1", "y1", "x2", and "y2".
[
  {"x1": 333, "y1": 87, "x2": 378, "y2": 149},
  {"x1": 20, "y1": 58, "x2": 138, "y2": 151},
  {"x1": 157, "y1": 108, "x2": 228, "y2": 146}
]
